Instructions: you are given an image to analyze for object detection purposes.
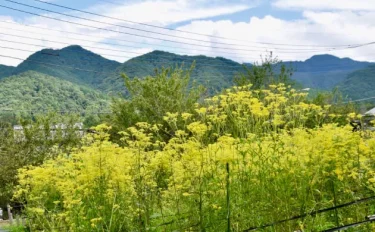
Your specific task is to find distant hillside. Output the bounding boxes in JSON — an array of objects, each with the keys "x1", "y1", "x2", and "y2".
[
  {"x1": 0, "y1": 71, "x2": 110, "y2": 113},
  {"x1": 287, "y1": 55, "x2": 371, "y2": 89},
  {"x1": 101, "y1": 50, "x2": 247, "y2": 94},
  {"x1": 0, "y1": 46, "x2": 373, "y2": 98},
  {"x1": 336, "y1": 64, "x2": 375, "y2": 100},
  {"x1": 14, "y1": 45, "x2": 121, "y2": 88},
  {"x1": 0, "y1": 64, "x2": 15, "y2": 80}
]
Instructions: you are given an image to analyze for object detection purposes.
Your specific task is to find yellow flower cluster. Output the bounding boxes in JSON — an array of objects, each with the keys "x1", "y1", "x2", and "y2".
[
  {"x1": 14, "y1": 85, "x2": 375, "y2": 231},
  {"x1": 196, "y1": 84, "x2": 327, "y2": 137}
]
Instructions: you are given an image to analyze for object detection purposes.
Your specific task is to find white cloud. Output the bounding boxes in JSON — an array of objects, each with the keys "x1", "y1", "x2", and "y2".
[
  {"x1": 172, "y1": 11, "x2": 375, "y2": 63},
  {"x1": 0, "y1": 0, "x2": 374, "y2": 68},
  {"x1": 93, "y1": 0, "x2": 251, "y2": 26},
  {"x1": 273, "y1": 0, "x2": 375, "y2": 11},
  {"x1": 0, "y1": 0, "x2": 254, "y2": 66}
]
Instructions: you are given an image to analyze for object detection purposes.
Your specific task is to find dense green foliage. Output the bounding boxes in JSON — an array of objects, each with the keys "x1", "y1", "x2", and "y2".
[
  {"x1": 102, "y1": 50, "x2": 247, "y2": 95},
  {"x1": 0, "y1": 113, "x2": 82, "y2": 209},
  {"x1": 337, "y1": 64, "x2": 375, "y2": 101},
  {"x1": 14, "y1": 45, "x2": 120, "y2": 88},
  {"x1": 0, "y1": 64, "x2": 15, "y2": 80},
  {"x1": 110, "y1": 67, "x2": 206, "y2": 139},
  {"x1": 310, "y1": 87, "x2": 356, "y2": 125},
  {"x1": 0, "y1": 71, "x2": 110, "y2": 119},
  {"x1": 234, "y1": 54, "x2": 296, "y2": 89}
]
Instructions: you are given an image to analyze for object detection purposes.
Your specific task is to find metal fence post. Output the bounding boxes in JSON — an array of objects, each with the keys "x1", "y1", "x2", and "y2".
[
  {"x1": 226, "y1": 163, "x2": 231, "y2": 232},
  {"x1": 7, "y1": 204, "x2": 13, "y2": 224}
]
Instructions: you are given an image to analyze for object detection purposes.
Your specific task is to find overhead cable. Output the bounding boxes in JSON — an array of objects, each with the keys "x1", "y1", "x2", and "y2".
[
  {"x1": 1, "y1": 1, "x2": 374, "y2": 53},
  {"x1": 33, "y1": 0, "x2": 370, "y2": 48}
]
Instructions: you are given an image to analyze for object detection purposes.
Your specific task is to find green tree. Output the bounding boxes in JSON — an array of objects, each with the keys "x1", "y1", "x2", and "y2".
[
  {"x1": 110, "y1": 66, "x2": 206, "y2": 138},
  {"x1": 234, "y1": 53, "x2": 296, "y2": 89},
  {"x1": 310, "y1": 87, "x2": 356, "y2": 126}
]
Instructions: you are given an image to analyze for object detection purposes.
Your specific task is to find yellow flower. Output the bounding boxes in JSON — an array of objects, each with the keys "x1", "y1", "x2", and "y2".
[
  {"x1": 187, "y1": 122, "x2": 208, "y2": 137},
  {"x1": 182, "y1": 113, "x2": 193, "y2": 121}
]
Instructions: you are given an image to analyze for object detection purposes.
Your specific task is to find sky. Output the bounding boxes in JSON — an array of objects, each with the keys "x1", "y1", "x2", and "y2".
[{"x1": 0, "y1": 0, "x2": 374, "y2": 66}]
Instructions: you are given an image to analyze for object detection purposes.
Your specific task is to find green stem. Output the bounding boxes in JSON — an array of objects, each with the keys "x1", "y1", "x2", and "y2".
[{"x1": 331, "y1": 179, "x2": 339, "y2": 227}]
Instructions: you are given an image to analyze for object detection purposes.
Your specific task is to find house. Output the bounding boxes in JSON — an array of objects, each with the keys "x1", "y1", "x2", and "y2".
[
  {"x1": 12, "y1": 123, "x2": 87, "y2": 140},
  {"x1": 365, "y1": 107, "x2": 375, "y2": 116}
]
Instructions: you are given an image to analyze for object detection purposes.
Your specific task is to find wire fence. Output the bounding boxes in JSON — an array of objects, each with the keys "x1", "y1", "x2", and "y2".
[
  {"x1": 243, "y1": 195, "x2": 375, "y2": 231},
  {"x1": 6, "y1": 160, "x2": 375, "y2": 231},
  {"x1": 9, "y1": 189, "x2": 375, "y2": 231}
]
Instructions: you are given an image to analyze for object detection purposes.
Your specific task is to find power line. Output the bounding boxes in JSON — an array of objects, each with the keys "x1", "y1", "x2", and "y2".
[
  {"x1": 8, "y1": 0, "x2": 259, "y2": 49},
  {"x1": 0, "y1": 41, "x2": 369, "y2": 80},
  {"x1": 2, "y1": 22, "x2": 356, "y2": 67},
  {"x1": 0, "y1": 54, "x2": 109, "y2": 74},
  {"x1": 243, "y1": 195, "x2": 375, "y2": 231},
  {"x1": 0, "y1": 3, "x2": 272, "y2": 54},
  {"x1": 322, "y1": 216, "x2": 375, "y2": 232},
  {"x1": 0, "y1": 31, "x2": 151, "y2": 55},
  {"x1": 1, "y1": 42, "x2": 363, "y2": 74},
  {"x1": 96, "y1": 0, "x2": 124, "y2": 6},
  {"x1": 0, "y1": 22, "x2": 344, "y2": 55},
  {"x1": 0, "y1": 42, "x2": 144, "y2": 60},
  {"x1": 0, "y1": 45, "x2": 59, "y2": 56},
  {"x1": 343, "y1": 96, "x2": 375, "y2": 104},
  {"x1": 0, "y1": 41, "x2": 251, "y2": 72},
  {"x1": 0, "y1": 23, "x2": 366, "y2": 58},
  {"x1": 0, "y1": 23, "x2": 368, "y2": 72},
  {"x1": 33, "y1": 0, "x2": 371, "y2": 48},
  {"x1": 33, "y1": 0, "x2": 262, "y2": 46},
  {"x1": 0, "y1": 20, "x2": 277, "y2": 59},
  {"x1": 0, "y1": 48, "x2": 242, "y2": 77},
  {"x1": 3, "y1": 0, "x2": 283, "y2": 50},
  {"x1": 0, "y1": 24, "x2": 285, "y2": 60},
  {"x1": 0, "y1": 34, "x2": 248, "y2": 68},
  {"x1": 0, "y1": 54, "x2": 246, "y2": 80},
  {"x1": 1, "y1": 1, "x2": 374, "y2": 53},
  {"x1": 0, "y1": 29, "x2": 369, "y2": 73}
]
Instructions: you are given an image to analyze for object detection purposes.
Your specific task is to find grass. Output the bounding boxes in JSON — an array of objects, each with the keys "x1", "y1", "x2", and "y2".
[
  {"x1": 0, "y1": 220, "x2": 10, "y2": 228},
  {"x1": 0, "y1": 222, "x2": 26, "y2": 232}
]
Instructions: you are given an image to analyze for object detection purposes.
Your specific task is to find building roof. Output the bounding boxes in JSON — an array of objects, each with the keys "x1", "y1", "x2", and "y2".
[{"x1": 365, "y1": 107, "x2": 375, "y2": 115}]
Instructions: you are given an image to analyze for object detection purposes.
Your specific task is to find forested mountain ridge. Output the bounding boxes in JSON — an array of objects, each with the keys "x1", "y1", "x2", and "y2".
[
  {"x1": 285, "y1": 55, "x2": 371, "y2": 89},
  {"x1": 0, "y1": 71, "x2": 110, "y2": 114},
  {"x1": 0, "y1": 64, "x2": 15, "y2": 80},
  {"x1": 290, "y1": 55, "x2": 370, "y2": 72},
  {"x1": 101, "y1": 50, "x2": 248, "y2": 94},
  {"x1": 14, "y1": 45, "x2": 121, "y2": 88},
  {"x1": 0, "y1": 45, "x2": 374, "y2": 101},
  {"x1": 336, "y1": 64, "x2": 375, "y2": 100},
  {"x1": 5, "y1": 47, "x2": 248, "y2": 95}
]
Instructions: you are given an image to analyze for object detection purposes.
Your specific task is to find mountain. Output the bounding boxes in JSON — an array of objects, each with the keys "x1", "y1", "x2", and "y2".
[
  {"x1": 287, "y1": 55, "x2": 371, "y2": 89},
  {"x1": 0, "y1": 46, "x2": 373, "y2": 98},
  {"x1": 11, "y1": 47, "x2": 247, "y2": 95},
  {"x1": 0, "y1": 71, "x2": 110, "y2": 114},
  {"x1": 0, "y1": 64, "x2": 15, "y2": 80},
  {"x1": 14, "y1": 45, "x2": 121, "y2": 88},
  {"x1": 336, "y1": 64, "x2": 375, "y2": 100},
  {"x1": 101, "y1": 50, "x2": 247, "y2": 94}
]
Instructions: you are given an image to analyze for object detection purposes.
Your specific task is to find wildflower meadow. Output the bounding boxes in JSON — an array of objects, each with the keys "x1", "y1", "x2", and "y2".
[{"x1": 11, "y1": 84, "x2": 375, "y2": 231}]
